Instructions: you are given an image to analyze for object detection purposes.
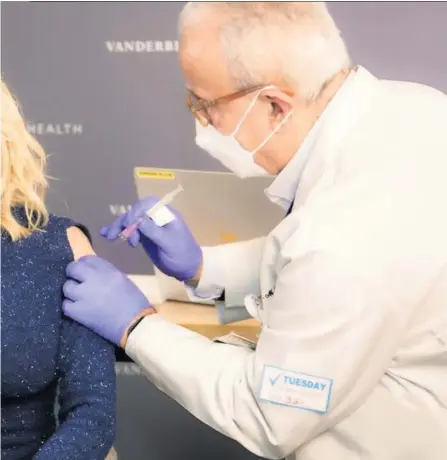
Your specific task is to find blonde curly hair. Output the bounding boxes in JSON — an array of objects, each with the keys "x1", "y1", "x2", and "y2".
[{"x1": 1, "y1": 79, "x2": 49, "y2": 241}]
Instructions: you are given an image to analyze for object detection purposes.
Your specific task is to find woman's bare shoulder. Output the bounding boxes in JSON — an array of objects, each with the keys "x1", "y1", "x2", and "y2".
[{"x1": 66, "y1": 226, "x2": 95, "y2": 260}]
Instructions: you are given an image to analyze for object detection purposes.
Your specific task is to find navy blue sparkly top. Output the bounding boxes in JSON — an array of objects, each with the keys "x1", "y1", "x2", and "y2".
[{"x1": 1, "y1": 210, "x2": 116, "y2": 460}]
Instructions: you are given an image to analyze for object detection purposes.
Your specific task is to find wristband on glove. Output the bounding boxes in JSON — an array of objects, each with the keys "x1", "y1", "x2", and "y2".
[{"x1": 120, "y1": 307, "x2": 158, "y2": 348}]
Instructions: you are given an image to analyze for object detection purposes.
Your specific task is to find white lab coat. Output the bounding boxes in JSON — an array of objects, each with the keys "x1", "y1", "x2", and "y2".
[{"x1": 126, "y1": 68, "x2": 447, "y2": 459}]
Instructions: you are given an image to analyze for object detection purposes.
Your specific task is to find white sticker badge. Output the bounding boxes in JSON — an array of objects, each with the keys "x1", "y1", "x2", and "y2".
[
  {"x1": 259, "y1": 365, "x2": 333, "y2": 414},
  {"x1": 151, "y1": 206, "x2": 176, "y2": 227}
]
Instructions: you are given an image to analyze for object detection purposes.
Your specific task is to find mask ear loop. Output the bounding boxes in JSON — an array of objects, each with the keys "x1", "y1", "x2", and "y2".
[
  {"x1": 230, "y1": 85, "x2": 277, "y2": 137},
  {"x1": 251, "y1": 109, "x2": 294, "y2": 155}
]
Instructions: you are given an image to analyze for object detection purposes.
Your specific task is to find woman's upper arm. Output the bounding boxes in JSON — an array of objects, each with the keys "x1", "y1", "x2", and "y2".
[
  {"x1": 66, "y1": 226, "x2": 96, "y2": 260},
  {"x1": 53, "y1": 226, "x2": 116, "y2": 453}
]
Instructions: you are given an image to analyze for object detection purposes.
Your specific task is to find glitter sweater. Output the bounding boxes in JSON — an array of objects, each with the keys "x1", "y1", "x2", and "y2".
[{"x1": 1, "y1": 211, "x2": 116, "y2": 460}]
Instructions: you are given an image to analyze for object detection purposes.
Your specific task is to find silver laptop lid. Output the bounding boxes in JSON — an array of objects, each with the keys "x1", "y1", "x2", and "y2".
[
  {"x1": 134, "y1": 167, "x2": 284, "y2": 246},
  {"x1": 134, "y1": 167, "x2": 284, "y2": 305}
]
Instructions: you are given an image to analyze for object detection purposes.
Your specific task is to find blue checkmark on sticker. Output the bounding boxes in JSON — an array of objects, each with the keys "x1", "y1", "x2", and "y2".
[{"x1": 269, "y1": 373, "x2": 281, "y2": 386}]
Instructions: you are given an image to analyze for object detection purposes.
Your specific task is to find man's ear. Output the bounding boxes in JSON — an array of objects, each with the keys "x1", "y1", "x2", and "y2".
[{"x1": 260, "y1": 89, "x2": 294, "y2": 124}]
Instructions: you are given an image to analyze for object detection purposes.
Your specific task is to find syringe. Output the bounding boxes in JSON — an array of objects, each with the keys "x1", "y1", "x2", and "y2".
[{"x1": 119, "y1": 184, "x2": 184, "y2": 240}]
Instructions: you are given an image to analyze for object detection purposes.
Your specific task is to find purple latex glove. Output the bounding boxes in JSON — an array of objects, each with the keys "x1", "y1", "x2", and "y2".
[
  {"x1": 100, "y1": 197, "x2": 202, "y2": 282},
  {"x1": 63, "y1": 256, "x2": 153, "y2": 346}
]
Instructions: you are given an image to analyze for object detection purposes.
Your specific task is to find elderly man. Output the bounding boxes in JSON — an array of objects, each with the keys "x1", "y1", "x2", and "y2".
[{"x1": 63, "y1": 3, "x2": 447, "y2": 459}]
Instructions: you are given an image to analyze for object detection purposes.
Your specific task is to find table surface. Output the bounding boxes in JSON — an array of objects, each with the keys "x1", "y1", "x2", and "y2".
[{"x1": 157, "y1": 301, "x2": 260, "y2": 341}]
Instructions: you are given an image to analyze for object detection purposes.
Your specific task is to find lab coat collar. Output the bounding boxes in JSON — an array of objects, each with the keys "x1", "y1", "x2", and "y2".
[
  {"x1": 265, "y1": 66, "x2": 379, "y2": 211},
  {"x1": 265, "y1": 111, "x2": 323, "y2": 211}
]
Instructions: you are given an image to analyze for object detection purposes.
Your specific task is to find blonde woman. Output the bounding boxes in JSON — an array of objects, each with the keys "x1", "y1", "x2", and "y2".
[{"x1": 1, "y1": 80, "x2": 116, "y2": 459}]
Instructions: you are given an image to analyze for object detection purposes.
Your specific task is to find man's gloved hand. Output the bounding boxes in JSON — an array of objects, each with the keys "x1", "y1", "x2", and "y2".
[
  {"x1": 100, "y1": 196, "x2": 202, "y2": 282},
  {"x1": 63, "y1": 255, "x2": 154, "y2": 347}
]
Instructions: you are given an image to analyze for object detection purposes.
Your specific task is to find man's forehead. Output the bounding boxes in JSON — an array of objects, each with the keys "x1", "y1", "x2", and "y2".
[{"x1": 179, "y1": 25, "x2": 233, "y2": 98}]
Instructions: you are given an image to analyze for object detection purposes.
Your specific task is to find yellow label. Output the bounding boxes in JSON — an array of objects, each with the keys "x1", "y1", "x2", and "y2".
[
  {"x1": 220, "y1": 232, "x2": 238, "y2": 243},
  {"x1": 135, "y1": 168, "x2": 175, "y2": 180}
]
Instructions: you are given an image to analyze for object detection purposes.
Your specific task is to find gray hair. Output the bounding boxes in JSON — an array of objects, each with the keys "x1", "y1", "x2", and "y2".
[{"x1": 179, "y1": 2, "x2": 351, "y2": 100}]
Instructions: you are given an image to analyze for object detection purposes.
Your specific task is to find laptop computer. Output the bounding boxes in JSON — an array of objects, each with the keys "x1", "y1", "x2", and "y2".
[{"x1": 134, "y1": 167, "x2": 284, "y2": 304}]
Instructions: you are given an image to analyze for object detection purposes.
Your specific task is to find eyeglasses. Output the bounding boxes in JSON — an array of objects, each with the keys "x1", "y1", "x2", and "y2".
[{"x1": 186, "y1": 84, "x2": 265, "y2": 127}]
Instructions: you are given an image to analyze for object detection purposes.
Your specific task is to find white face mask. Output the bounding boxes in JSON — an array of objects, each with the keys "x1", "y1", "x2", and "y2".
[{"x1": 195, "y1": 86, "x2": 293, "y2": 178}]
